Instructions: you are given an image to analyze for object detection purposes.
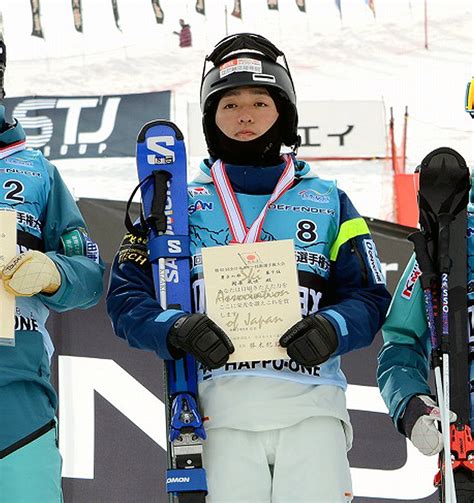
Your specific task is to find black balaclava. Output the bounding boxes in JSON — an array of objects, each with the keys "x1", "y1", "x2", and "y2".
[{"x1": 205, "y1": 88, "x2": 285, "y2": 167}]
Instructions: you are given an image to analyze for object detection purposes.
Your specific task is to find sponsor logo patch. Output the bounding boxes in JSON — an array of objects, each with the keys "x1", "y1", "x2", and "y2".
[
  {"x1": 188, "y1": 200, "x2": 213, "y2": 215},
  {"x1": 363, "y1": 238, "x2": 385, "y2": 284},
  {"x1": 84, "y1": 235, "x2": 100, "y2": 264},
  {"x1": 61, "y1": 229, "x2": 100, "y2": 264},
  {"x1": 200, "y1": 359, "x2": 321, "y2": 381},
  {"x1": 188, "y1": 186, "x2": 211, "y2": 197},
  {"x1": 295, "y1": 250, "x2": 330, "y2": 272},
  {"x1": 269, "y1": 203, "x2": 336, "y2": 216},
  {"x1": 219, "y1": 57, "x2": 262, "y2": 77},
  {"x1": 401, "y1": 260, "x2": 422, "y2": 299},
  {"x1": 118, "y1": 232, "x2": 149, "y2": 267},
  {"x1": 166, "y1": 477, "x2": 191, "y2": 484},
  {"x1": 298, "y1": 189, "x2": 330, "y2": 203},
  {"x1": 3, "y1": 160, "x2": 35, "y2": 169},
  {"x1": 15, "y1": 314, "x2": 40, "y2": 331},
  {"x1": 16, "y1": 211, "x2": 42, "y2": 231}
]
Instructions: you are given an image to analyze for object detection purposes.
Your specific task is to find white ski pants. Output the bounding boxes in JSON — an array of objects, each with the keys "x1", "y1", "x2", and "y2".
[{"x1": 202, "y1": 415, "x2": 353, "y2": 503}]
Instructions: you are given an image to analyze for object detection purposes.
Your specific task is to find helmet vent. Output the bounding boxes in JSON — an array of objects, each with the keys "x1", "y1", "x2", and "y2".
[{"x1": 252, "y1": 74, "x2": 276, "y2": 83}]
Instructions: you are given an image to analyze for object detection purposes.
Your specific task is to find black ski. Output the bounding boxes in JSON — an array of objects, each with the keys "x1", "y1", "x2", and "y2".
[{"x1": 409, "y1": 147, "x2": 473, "y2": 502}]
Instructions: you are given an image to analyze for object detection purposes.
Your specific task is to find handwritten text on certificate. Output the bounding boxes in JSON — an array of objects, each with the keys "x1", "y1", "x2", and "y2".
[{"x1": 202, "y1": 239, "x2": 302, "y2": 363}]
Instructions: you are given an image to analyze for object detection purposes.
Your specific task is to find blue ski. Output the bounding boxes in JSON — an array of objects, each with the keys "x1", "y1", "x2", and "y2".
[{"x1": 136, "y1": 120, "x2": 207, "y2": 503}]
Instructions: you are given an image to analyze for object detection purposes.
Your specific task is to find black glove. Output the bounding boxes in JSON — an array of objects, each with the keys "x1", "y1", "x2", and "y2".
[
  {"x1": 168, "y1": 313, "x2": 234, "y2": 369},
  {"x1": 279, "y1": 314, "x2": 338, "y2": 367}
]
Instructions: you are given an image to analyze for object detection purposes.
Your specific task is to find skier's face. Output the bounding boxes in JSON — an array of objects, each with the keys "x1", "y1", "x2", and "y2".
[{"x1": 215, "y1": 87, "x2": 279, "y2": 142}]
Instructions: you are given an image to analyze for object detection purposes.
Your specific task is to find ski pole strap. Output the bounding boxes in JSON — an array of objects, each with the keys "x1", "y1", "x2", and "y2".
[
  {"x1": 166, "y1": 468, "x2": 207, "y2": 495},
  {"x1": 124, "y1": 170, "x2": 172, "y2": 236},
  {"x1": 124, "y1": 173, "x2": 154, "y2": 237}
]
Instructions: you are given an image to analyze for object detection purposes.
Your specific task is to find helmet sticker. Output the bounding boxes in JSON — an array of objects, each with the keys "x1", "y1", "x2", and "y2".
[{"x1": 219, "y1": 57, "x2": 262, "y2": 78}]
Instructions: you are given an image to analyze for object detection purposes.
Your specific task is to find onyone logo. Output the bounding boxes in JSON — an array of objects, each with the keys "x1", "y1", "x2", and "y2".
[{"x1": 363, "y1": 239, "x2": 385, "y2": 284}]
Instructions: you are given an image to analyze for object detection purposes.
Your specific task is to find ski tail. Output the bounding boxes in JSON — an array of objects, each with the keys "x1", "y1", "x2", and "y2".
[{"x1": 417, "y1": 147, "x2": 469, "y2": 221}]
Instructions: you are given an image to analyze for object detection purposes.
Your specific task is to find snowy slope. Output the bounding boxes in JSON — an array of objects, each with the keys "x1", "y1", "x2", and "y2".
[{"x1": 2, "y1": 0, "x2": 472, "y2": 220}]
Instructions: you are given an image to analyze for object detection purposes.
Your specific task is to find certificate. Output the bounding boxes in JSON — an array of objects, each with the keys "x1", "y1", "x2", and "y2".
[
  {"x1": 0, "y1": 209, "x2": 16, "y2": 346},
  {"x1": 202, "y1": 239, "x2": 301, "y2": 363}
]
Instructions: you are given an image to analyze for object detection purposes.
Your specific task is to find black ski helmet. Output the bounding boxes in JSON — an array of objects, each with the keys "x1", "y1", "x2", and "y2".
[{"x1": 200, "y1": 33, "x2": 299, "y2": 158}]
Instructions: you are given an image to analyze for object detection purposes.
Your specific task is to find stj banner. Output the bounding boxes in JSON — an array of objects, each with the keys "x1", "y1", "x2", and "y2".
[
  {"x1": 3, "y1": 91, "x2": 171, "y2": 160},
  {"x1": 48, "y1": 199, "x2": 438, "y2": 503}
]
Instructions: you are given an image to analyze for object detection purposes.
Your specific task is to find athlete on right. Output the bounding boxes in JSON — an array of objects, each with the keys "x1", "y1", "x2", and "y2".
[
  {"x1": 377, "y1": 147, "x2": 474, "y2": 499},
  {"x1": 377, "y1": 253, "x2": 460, "y2": 454}
]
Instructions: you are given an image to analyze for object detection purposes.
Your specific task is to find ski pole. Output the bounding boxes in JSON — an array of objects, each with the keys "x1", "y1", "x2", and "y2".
[
  {"x1": 408, "y1": 230, "x2": 456, "y2": 502},
  {"x1": 437, "y1": 214, "x2": 457, "y2": 502}
]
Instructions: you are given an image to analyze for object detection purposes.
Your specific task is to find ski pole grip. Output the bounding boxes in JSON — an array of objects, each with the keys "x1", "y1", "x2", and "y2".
[
  {"x1": 407, "y1": 231, "x2": 436, "y2": 289},
  {"x1": 147, "y1": 170, "x2": 172, "y2": 233}
]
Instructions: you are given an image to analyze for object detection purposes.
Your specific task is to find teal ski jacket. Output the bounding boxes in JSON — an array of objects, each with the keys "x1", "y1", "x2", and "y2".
[
  {"x1": 377, "y1": 197, "x2": 474, "y2": 432},
  {"x1": 0, "y1": 107, "x2": 104, "y2": 454}
]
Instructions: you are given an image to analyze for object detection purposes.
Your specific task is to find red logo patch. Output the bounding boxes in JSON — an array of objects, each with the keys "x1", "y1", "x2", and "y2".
[{"x1": 401, "y1": 261, "x2": 422, "y2": 299}]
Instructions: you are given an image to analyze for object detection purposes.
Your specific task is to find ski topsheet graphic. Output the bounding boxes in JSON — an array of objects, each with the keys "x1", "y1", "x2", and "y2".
[{"x1": 135, "y1": 121, "x2": 207, "y2": 503}]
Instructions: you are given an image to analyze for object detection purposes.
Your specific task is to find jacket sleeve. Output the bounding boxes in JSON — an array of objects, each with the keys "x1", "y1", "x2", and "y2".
[
  {"x1": 38, "y1": 159, "x2": 104, "y2": 312},
  {"x1": 106, "y1": 227, "x2": 186, "y2": 359},
  {"x1": 376, "y1": 254, "x2": 432, "y2": 431},
  {"x1": 317, "y1": 189, "x2": 392, "y2": 355}
]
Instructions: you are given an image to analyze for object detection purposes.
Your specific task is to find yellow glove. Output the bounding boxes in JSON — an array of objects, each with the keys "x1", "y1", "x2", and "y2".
[{"x1": 1, "y1": 251, "x2": 61, "y2": 296}]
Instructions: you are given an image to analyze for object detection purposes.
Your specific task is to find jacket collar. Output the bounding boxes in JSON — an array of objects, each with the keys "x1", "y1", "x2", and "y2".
[
  {"x1": 191, "y1": 157, "x2": 318, "y2": 185},
  {"x1": 0, "y1": 105, "x2": 27, "y2": 159}
]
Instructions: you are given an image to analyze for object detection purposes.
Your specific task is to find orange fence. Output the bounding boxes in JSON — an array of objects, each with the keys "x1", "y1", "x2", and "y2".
[{"x1": 394, "y1": 173, "x2": 419, "y2": 227}]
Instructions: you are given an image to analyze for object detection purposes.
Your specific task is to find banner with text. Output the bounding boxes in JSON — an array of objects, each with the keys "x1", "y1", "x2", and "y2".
[
  {"x1": 4, "y1": 91, "x2": 171, "y2": 160},
  {"x1": 48, "y1": 199, "x2": 436, "y2": 503},
  {"x1": 187, "y1": 100, "x2": 388, "y2": 160}
]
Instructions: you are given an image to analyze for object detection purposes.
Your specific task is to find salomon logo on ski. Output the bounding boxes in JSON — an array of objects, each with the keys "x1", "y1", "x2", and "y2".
[{"x1": 146, "y1": 136, "x2": 175, "y2": 164}]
